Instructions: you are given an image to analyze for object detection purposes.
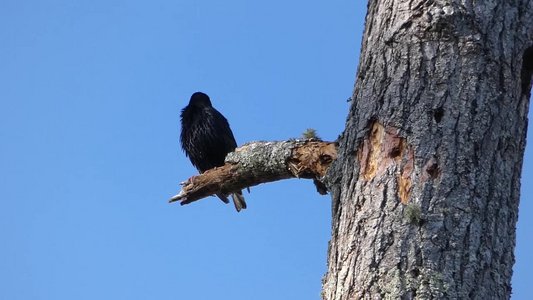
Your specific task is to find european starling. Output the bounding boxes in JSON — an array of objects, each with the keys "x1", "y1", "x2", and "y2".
[{"x1": 180, "y1": 92, "x2": 247, "y2": 211}]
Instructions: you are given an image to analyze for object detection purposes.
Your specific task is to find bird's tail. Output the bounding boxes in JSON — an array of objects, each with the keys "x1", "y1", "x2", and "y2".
[{"x1": 231, "y1": 191, "x2": 247, "y2": 212}]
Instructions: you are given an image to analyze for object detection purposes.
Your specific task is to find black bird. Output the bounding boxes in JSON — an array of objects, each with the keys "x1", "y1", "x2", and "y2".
[{"x1": 180, "y1": 92, "x2": 247, "y2": 212}]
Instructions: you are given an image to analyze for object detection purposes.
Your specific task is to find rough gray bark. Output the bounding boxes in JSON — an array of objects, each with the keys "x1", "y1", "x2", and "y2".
[{"x1": 322, "y1": 0, "x2": 533, "y2": 299}]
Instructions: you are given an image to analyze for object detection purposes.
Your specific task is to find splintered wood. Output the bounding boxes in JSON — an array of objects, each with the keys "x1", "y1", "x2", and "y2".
[{"x1": 288, "y1": 142, "x2": 337, "y2": 178}]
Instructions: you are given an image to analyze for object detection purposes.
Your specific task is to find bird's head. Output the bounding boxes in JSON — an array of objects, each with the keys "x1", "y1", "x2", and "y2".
[{"x1": 189, "y1": 92, "x2": 212, "y2": 107}]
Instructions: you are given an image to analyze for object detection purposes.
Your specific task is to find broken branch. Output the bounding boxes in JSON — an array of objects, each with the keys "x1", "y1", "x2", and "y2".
[{"x1": 169, "y1": 140, "x2": 337, "y2": 205}]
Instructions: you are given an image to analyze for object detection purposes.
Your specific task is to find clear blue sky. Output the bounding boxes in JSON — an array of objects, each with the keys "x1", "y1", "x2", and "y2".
[{"x1": 0, "y1": 1, "x2": 530, "y2": 299}]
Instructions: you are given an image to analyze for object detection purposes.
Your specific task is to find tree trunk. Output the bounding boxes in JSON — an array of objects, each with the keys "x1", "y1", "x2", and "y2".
[{"x1": 322, "y1": 0, "x2": 533, "y2": 299}]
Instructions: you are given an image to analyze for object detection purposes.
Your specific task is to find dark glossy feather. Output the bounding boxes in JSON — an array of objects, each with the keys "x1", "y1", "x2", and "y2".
[{"x1": 180, "y1": 92, "x2": 247, "y2": 211}]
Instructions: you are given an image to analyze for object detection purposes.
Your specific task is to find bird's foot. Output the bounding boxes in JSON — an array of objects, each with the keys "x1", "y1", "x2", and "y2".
[{"x1": 180, "y1": 175, "x2": 198, "y2": 186}]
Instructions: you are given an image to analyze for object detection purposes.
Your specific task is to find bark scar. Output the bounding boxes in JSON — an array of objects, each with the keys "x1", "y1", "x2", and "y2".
[{"x1": 357, "y1": 121, "x2": 414, "y2": 204}]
